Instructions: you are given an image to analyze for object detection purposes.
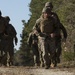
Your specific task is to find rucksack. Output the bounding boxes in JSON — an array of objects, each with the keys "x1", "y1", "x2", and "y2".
[{"x1": 6, "y1": 24, "x2": 17, "y2": 38}]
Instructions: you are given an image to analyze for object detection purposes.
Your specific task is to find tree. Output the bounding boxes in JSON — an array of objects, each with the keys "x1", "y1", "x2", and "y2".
[{"x1": 14, "y1": 0, "x2": 75, "y2": 66}]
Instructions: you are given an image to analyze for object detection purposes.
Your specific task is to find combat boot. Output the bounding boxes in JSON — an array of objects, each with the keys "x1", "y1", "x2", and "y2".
[{"x1": 45, "y1": 65, "x2": 50, "y2": 69}]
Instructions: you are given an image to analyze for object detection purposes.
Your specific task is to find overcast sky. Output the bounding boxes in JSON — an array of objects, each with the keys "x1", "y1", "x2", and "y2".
[{"x1": 0, "y1": 0, "x2": 31, "y2": 50}]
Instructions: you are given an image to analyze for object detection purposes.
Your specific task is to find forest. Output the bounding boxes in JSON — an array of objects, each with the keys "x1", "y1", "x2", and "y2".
[{"x1": 14, "y1": 0, "x2": 75, "y2": 66}]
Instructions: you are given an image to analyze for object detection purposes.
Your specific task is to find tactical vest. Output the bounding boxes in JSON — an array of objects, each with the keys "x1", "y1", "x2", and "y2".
[{"x1": 40, "y1": 17, "x2": 55, "y2": 34}]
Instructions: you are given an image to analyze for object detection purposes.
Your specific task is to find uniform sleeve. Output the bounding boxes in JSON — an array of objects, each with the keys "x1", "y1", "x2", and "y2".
[
  {"x1": 6, "y1": 24, "x2": 17, "y2": 38},
  {"x1": 52, "y1": 12, "x2": 61, "y2": 32},
  {"x1": 52, "y1": 12, "x2": 67, "y2": 38},
  {"x1": 59, "y1": 23, "x2": 67, "y2": 39},
  {"x1": 10, "y1": 24, "x2": 17, "y2": 36},
  {"x1": 27, "y1": 33, "x2": 32, "y2": 47},
  {"x1": 52, "y1": 12, "x2": 60, "y2": 24},
  {"x1": 33, "y1": 18, "x2": 41, "y2": 33}
]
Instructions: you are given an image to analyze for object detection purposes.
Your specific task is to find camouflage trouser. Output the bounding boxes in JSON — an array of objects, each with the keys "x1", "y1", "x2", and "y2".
[
  {"x1": 38, "y1": 36, "x2": 57, "y2": 67},
  {"x1": 32, "y1": 43, "x2": 40, "y2": 66},
  {"x1": 56, "y1": 39, "x2": 62, "y2": 59},
  {"x1": 0, "y1": 39, "x2": 14, "y2": 66}
]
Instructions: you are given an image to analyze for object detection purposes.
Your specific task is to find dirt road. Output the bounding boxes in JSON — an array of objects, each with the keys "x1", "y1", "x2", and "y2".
[{"x1": 0, "y1": 66, "x2": 75, "y2": 75}]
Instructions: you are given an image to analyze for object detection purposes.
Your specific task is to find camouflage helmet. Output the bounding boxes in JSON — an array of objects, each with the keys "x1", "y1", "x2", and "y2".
[
  {"x1": 42, "y1": 7, "x2": 51, "y2": 14},
  {"x1": 5, "y1": 16, "x2": 10, "y2": 21},
  {"x1": 45, "y1": 2, "x2": 53, "y2": 8}
]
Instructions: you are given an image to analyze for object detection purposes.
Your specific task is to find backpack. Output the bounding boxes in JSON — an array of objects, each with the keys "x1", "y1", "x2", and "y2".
[{"x1": 6, "y1": 24, "x2": 17, "y2": 38}]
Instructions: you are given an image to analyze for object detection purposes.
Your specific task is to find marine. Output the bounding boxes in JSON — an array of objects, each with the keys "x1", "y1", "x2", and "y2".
[
  {"x1": 1, "y1": 16, "x2": 18, "y2": 66},
  {"x1": 44, "y1": 2, "x2": 67, "y2": 63},
  {"x1": 33, "y1": 7, "x2": 58, "y2": 69},
  {"x1": 27, "y1": 30, "x2": 40, "y2": 66},
  {"x1": 0, "y1": 10, "x2": 7, "y2": 57}
]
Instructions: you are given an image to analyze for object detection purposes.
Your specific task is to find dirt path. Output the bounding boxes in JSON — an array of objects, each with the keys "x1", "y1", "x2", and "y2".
[{"x1": 0, "y1": 66, "x2": 75, "y2": 75}]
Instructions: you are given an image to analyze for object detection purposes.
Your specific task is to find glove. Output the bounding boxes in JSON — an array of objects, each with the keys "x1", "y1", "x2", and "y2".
[{"x1": 50, "y1": 33, "x2": 55, "y2": 38}]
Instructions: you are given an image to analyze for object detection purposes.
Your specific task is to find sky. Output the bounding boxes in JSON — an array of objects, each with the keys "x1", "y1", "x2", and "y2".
[{"x1": 0, "y1": 0, "x2": 31, "y2": 50}]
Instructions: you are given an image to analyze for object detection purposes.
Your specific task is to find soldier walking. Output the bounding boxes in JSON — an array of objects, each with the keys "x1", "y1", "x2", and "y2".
[
  {"x1": 27, "y1": 30, "x2": 40, "y2": 67},
  {"x1": 33, "y1": 7, "x2": 59, "y2": 69},
  {"x1": 2, "y1": 16, "x2": 18, "y2": 66},
  {"x1": 44, "y1": 2, "x2": 67, "y2": 63},
  {"x1": 0, "y1": 10, "x2": 7, "y2": 56}
]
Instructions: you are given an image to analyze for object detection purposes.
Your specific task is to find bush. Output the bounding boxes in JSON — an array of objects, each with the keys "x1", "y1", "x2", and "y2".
[{"x1": 63, "y1": 51, "x2": 75, "y2": 61}]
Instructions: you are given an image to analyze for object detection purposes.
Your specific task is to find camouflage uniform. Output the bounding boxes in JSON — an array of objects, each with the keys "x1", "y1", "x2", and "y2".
[
  {"x1": 2, "y1": 16, "x2": 18, "y2": 66},
  {"x1": 0, "y1": 11, "x2": 7, "y2": 65},
  {"x1": 27, "y1": 31, "x2": 40, "y2": 66},
  {"x1": 44, "y1": 2, "x2": 67, "y2": 63},
  {"x1": 0, "y1": 11, "x2": 6, "y2": 34},
  {"x1": 33, "y1": 7, "x2": 58, "y2": 69}
]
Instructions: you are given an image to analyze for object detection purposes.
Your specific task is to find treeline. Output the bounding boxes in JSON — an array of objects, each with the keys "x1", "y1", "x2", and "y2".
[{"x1": 14, "y1": 0, "x2": 75, "y2": 66}]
